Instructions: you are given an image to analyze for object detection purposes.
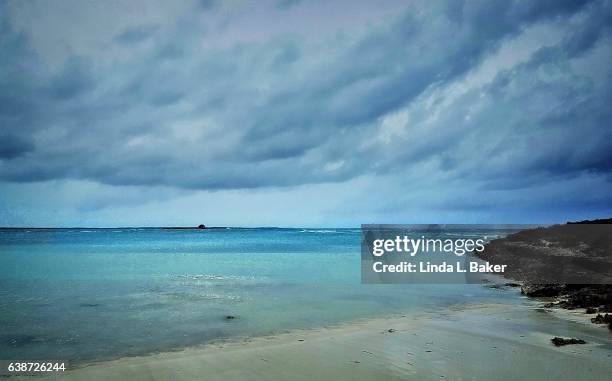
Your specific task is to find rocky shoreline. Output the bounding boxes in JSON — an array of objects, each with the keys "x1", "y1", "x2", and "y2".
[
  {"x1": 476, "y1": 219, "x2": 612, "y2": 332},
  {"x1": 523, "y1": 284, "x2": 612, "y2": 330}
]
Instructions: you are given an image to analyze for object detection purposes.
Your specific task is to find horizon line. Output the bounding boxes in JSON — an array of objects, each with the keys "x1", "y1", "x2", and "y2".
[{"x1": 0, "y1": 223, "x2": 565, "y2": 230}]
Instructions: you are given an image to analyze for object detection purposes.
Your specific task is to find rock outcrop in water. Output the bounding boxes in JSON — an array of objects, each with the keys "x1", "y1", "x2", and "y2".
[
  {"x1": 475, "y1": 219, "x2": 612, "y2": 329},
  {"x1": 162, "y1": 224, "x2": 211, "y2": 230},
  {"x1": 551, "y1": 337, "x2": 586, "y2": 346}
]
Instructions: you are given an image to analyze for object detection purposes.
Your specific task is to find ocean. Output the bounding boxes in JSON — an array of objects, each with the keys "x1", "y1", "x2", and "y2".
[{"x1": 1, "y1": 227, "x2": 524, "y2": 364}]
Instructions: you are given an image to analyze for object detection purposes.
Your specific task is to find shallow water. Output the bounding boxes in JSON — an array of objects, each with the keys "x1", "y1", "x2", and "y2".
[{"x1": 0, "y1": 227, "x2": 524, "y2": 363}]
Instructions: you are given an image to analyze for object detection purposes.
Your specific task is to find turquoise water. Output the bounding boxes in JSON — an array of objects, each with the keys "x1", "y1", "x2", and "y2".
[{"x1": 0, "y1": 228, "x2": 522, "y2": 364}]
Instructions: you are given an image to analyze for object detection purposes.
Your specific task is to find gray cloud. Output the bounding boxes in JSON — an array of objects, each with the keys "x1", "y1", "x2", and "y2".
[
  {"x1": 276, "y1": 0, "x2": 302, "y2": 10},
  {"x1": 0, "y1": 133, "x2": 34, "y2": 159},
  {"x1": 0, "y1": 0, "x2": 610, "y2": 202},
  {"x1": 114, "y1": 24, "x2": 159, "y2": 45},
  {"x1": 197, "y1": 0, "x2": 219, "y2": 11}
]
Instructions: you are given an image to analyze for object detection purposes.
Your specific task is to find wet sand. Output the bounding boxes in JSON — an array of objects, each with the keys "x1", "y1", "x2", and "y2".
[{"x1": 20, "y1": 303, "x2": 612, "y2": 381}]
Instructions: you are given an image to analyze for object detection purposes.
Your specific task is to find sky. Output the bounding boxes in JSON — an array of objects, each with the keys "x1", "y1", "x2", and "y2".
[{"x1": 1, "y1": 0, "x2": 612, "y2": 227}]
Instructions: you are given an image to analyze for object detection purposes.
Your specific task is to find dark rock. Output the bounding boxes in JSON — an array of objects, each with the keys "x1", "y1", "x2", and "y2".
[
  {"x1": 197, "y1": 224, "x2": 206, "y2": 229},
  {"x1": 521, "y1": 284, "x2": 564, "y2": 297},
  {"x1": 563, "y1": 285, "x2": 612, "y2": 309},
  {"x1": 387, "y1": 329, "x2": 396, "y2": 333},
  {"x1": 476, "y1": 224, "x2": 612, "y2": 285},
  {"x1": 567, "y1": 218, "x2": 612, "y2": 224},
  {"x1": 3, "y1": 334, "x2": 44, "y2": 347},
  {"x1": 586, "y1": 307, "x2": 597, "y2": 314},
  {"x1": 551, "y1": 337, "x2": 586, "y2": 346},
  {"x1": 590, "y1": 313, "x2": 611, "y2": 324},
  {"x1": 78, "y1": 303, "x2": 101, "y2": 308},
  {"x1": 225, "y1": 315, "x2": 237, "y2": 320}
]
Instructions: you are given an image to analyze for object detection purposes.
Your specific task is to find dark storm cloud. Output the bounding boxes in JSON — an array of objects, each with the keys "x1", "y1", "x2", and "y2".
[
  {"x1": 1, "y1": 0, "x2": 611, "y2": 197},
  {"x1": 0, "y1": 133, "x2": 34, "y2": 159},
  {"x1": 45, "y1": 57, "x2": 95, "y2": 99}
]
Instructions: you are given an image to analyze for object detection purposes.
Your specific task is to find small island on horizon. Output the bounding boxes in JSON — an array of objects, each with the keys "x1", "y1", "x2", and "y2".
[{"x1": 162, "y1": 224, "x2": 209, "y2": 230}]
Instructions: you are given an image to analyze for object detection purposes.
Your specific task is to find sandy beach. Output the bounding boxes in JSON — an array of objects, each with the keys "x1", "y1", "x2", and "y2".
[{"x1": 17, "y1": 302, "x2": 612, "y2": 381}]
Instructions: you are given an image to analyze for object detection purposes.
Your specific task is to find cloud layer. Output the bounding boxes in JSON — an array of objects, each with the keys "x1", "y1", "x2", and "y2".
[{"x1": 1, "y1": 0, "x2": 611, "y2": 225}]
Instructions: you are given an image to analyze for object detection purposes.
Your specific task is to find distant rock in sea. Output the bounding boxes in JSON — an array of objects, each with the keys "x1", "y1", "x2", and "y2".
[{"x1": 197, "y1": 224, "x2": 206, "y2": 229}]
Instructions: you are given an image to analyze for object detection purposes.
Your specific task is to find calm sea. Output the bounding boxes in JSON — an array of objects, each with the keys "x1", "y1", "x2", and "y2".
[{"x1": 0, "y1": 227, "x2": 522, "y2": 363}]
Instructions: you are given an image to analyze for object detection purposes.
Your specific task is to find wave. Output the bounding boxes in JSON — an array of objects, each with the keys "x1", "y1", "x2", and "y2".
[
  {"x1": 172, "y1": 274, "x2": 269, "y2": 285},
  {"x1": 175, "y1": 274, "x2": 257, "y2": 281},
  {"x1": 160, "y1": 291, "x2": 242, "y2": 302}
]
